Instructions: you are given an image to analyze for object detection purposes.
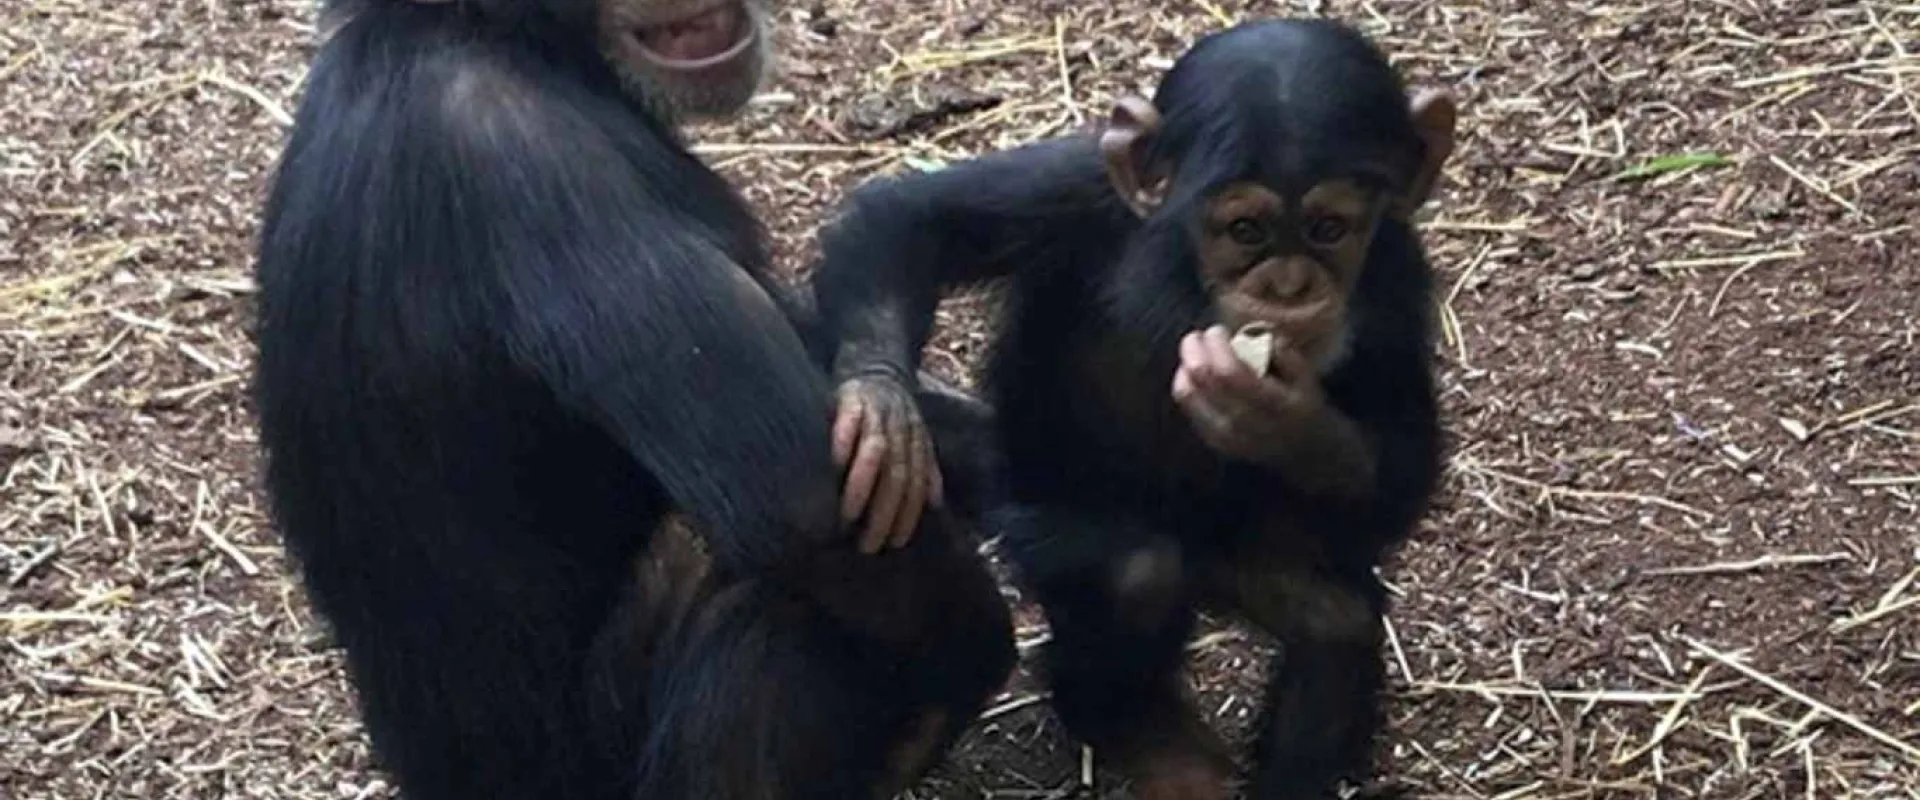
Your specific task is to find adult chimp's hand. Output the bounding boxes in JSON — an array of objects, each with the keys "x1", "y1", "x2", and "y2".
[{"x1": 832, "y1": 373, "x2": 945, "y2": 554}]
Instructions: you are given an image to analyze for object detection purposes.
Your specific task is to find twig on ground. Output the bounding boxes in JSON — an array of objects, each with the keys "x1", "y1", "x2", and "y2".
[{"x1": 1640, "y1": 552, "x2": 1851, "y2": 578}]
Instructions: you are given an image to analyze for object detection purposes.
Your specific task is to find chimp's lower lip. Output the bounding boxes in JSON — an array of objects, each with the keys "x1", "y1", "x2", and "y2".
[{"x1": 633, "y1": 3, "x2": 754, "y2": 70}]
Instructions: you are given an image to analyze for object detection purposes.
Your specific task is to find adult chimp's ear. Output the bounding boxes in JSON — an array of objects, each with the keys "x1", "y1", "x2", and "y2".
[
  {"x1": 1393, "y1": 87, "x2": 1458, "y2": 220},
  {"x1": 1099, "y1": 96, "x2": 1170, "y2": 218}
]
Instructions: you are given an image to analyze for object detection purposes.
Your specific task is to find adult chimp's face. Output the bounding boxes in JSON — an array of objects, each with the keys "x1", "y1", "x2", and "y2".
[{"x1": 599, "y1": 0, "x2": 779, "y2": 123}]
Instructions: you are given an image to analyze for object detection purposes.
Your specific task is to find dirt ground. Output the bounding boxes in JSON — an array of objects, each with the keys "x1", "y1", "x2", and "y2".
[{"x1": 3, "y1": 0, "x2": 1917, "y2": 798}]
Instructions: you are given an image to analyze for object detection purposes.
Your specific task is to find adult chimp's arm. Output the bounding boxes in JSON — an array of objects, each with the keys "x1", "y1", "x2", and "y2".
[
  {"x1": 811, "y1": 137, "x2": 1129, "y2": 383},
  {"x1": 443, "y1": 69, "x2": 843, "y2": 572}
]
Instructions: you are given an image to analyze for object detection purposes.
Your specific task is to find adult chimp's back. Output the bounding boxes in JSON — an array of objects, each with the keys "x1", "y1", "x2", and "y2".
[{"x1": 252, "y1": 3, "x2": 1012, "y2": 799}]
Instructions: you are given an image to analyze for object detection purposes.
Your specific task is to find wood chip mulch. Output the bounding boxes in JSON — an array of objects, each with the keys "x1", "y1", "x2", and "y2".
[{"x1": 2, "y1": 1, "x2": 1915, "y2": 798}]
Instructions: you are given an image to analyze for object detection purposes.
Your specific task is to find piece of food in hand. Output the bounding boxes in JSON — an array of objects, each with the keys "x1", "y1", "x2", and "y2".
[{"x1": 1229, "y1": 322, "x2": 1276, "y2": 377}]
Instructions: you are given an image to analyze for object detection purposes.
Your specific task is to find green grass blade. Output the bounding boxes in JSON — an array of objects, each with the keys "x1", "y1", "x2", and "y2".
[{"x1": 1610, "y1": 152, "x2": 1734, "y2": 182}]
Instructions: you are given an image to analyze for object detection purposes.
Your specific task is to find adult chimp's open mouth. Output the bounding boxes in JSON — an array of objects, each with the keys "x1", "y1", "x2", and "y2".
[{"x1": 632, "y1": 2, "x2": 755, "y2": 70}]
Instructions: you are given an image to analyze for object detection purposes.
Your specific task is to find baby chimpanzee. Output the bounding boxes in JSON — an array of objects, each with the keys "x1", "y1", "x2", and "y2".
[{"x1": 812, "y1": 17, "x2": 1454, "y2": 799}]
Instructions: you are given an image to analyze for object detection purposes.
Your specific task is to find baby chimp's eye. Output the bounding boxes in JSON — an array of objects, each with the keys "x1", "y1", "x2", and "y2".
[
  {"x1": 1226, "y1": 218, "x2": 1268, "y2": 246},
  {"x1": 1304, "y1": 215, "x2": 1350, "y2": 246}
]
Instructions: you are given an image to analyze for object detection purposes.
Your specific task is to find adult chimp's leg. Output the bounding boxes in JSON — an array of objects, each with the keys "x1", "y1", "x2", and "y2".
[
  {"x1": 913, "y1": 376, "x2": 1006, "y2": 523},
  {"x1": 588, "y1": 515, "x2": 1015, "y2": 799}
]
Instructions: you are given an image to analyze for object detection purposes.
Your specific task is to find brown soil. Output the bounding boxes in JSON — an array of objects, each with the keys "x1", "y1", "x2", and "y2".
[{"x1": 3, "y1": 1, "x2": 1917, "y2": 799}]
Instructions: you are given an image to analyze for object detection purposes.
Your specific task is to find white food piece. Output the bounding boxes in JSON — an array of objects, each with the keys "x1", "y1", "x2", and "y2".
[{"x1": 1229, "y1": 322, "x2": 1275, "y2": 377}]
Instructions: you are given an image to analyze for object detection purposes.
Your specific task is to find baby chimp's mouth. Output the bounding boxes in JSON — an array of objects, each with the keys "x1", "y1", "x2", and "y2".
[{"x1": 632, "y1": 2, "x2": 755, "y2": 70}]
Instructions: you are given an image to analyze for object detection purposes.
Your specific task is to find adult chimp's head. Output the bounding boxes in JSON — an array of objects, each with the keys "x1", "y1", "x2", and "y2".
[
  {"x1": 404, "y1": 0, "x2": 779, "y2": 123},
  {"x1": 598, "y1": 0, "x2": 778, "y2": 122}
]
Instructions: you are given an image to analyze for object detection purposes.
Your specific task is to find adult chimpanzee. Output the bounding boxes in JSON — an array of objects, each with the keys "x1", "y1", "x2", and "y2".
[
  {"x1": 250, "y1": 1, "x2": 1012, "y2": 799},
  {"x1": 812, "y1": 18, "x2": 1456, "y2": 800}
]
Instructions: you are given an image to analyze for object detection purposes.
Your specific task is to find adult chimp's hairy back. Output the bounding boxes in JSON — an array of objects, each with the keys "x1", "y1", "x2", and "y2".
[
  {"x1": 251, "y1": 6, "x2": 819, "y2": 796},
  {"x1": 257, "y1": 10, "x2": 736, "y2": 522}
]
